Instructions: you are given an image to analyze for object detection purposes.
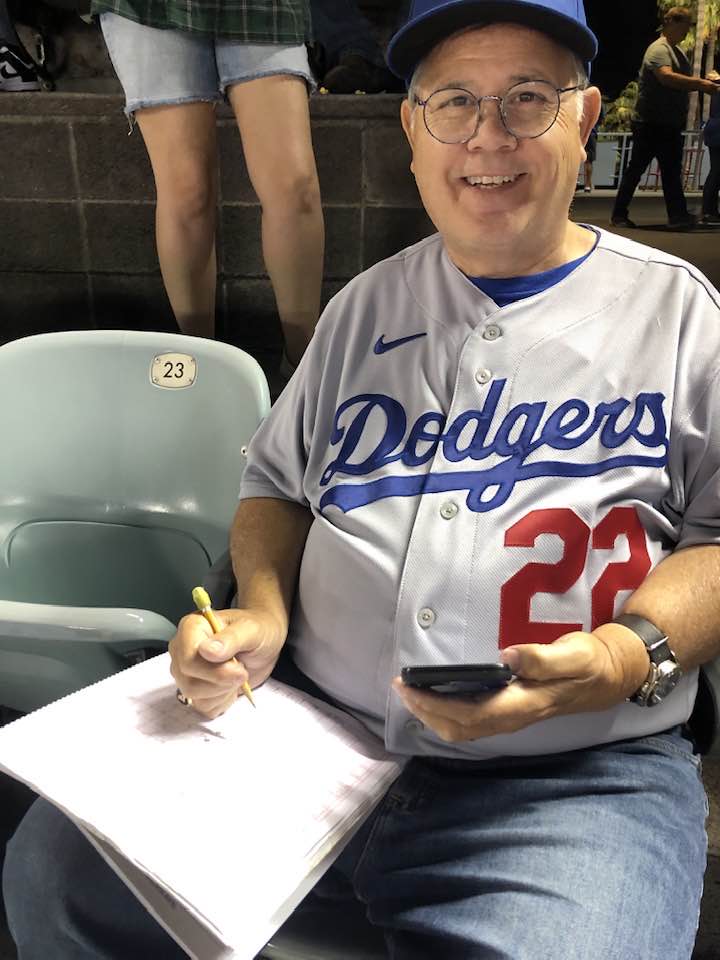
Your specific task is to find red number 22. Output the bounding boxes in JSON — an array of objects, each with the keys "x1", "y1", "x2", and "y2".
[{"x1": 498, "y1": 507, "x2": 651, "y2": 649}]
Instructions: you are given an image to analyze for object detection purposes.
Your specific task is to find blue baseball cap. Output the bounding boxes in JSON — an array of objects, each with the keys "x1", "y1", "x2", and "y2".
[{"x1": 386, "y1": 0, "x2": 598, "y2": 81}]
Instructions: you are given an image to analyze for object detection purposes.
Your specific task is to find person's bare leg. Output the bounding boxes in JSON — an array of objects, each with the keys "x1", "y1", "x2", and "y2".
[
  {"x1": 584, "y1": 160, "x2": 593, "y2": 190},
  {"x1": 228, "y1": 75, "x2": 324, "y2": 366},
  {"x1": 136, "y1": 102, "x2": 219, "y2": 337}
]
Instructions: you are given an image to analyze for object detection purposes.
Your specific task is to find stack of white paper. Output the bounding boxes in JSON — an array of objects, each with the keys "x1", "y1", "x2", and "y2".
[{"x1": 0, "y1": 654, "x2": 401, "y2": 959}]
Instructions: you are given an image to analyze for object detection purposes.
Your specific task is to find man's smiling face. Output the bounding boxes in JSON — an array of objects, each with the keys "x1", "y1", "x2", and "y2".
[{"x1": 401, "y1": 23, "x2": 600, "y2": 277}]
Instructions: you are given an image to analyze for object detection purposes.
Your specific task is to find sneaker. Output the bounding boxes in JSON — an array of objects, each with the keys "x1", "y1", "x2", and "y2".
[
  {"x1": 610, "y1": 215, "x2": 637, "y2": 228},
  {"x1": 667, "y1": 213, "x2": 698, "y2": 229},
  {"x1": 583, "y1": 186, "x2": 592, "y2": 193},
  {"x1": 0, "y1": 42, "x2": 41, "y2": 91},
  {"x1": 701, "y1": 214, "x2": 720, "y2": 225}
]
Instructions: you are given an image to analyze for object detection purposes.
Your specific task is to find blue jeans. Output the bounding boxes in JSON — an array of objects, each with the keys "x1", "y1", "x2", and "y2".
[{"x1": 3, "y1": 728, "x2": 707, "y2": 959}]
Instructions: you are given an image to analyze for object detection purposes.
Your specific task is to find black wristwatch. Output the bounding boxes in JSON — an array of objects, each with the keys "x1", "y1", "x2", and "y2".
[{"x1": 613, "y1": 613, "x2": 683, "y2": 707}]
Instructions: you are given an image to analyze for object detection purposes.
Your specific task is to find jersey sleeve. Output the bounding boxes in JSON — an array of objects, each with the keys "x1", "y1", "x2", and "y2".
[
  {"x1": 239, "y1": 360, "x2": 315, "y2": 507},
  {"x1": 238, "y1": 298, "x2": 338, "y2": 507},
  {"x1": 665, "y1": 270, "x2": 720, "y2": 548},
  {"x1": 672, "y1": 367, "x2": 720, "y2": 548}
]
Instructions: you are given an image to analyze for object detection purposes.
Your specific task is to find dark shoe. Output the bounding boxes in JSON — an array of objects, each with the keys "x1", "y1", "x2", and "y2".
[
  {"x1": 321, "y1": 54, "x2": 393, "y2": 95},
  {"x1": 700, "y1": 214, "x2": 720, "y2": 225},
  {"x1": 0, "y1": 42, "x2": 41, "y2": 91},
  {"x1": 610, "y1": 215, "x2": 637, "y2": 228},
  {"x1": 667, "y1": 213, "x2": 698, "y2": 230}
]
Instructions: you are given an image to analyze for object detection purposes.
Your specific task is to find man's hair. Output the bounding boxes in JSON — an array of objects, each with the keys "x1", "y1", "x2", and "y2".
[
  {"x1": 407, "y1": 25, "x2": 589, "y2": 125},
  {"x1": 663, "y1": 7, "x2": 692, "y2": 23}
]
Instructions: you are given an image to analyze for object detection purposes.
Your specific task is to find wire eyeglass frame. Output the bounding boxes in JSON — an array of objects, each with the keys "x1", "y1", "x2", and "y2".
[{"x1": 413, "y1": 80, "x2": 586, "y2": 144}]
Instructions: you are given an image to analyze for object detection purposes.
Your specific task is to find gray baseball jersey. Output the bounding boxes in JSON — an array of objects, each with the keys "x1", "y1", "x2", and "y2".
[{"x1": 240, "y1": 228, "x2": 720, "y2": 759}]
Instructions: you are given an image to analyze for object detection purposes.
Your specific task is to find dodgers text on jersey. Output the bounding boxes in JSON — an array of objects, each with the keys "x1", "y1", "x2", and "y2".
[{"x1": 319, "y1": 379, "x2": 669, "y2": 514}]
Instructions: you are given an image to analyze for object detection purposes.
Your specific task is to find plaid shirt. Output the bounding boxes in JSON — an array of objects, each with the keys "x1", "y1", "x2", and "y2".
[{"x1": 90, "y1": 1, "x2": 311, "y2": 43}]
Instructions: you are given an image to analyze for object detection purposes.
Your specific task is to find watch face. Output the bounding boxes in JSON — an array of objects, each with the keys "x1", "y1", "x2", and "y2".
[{"x1": 651, "y1": 664, "x2": 682, "y2": 703}]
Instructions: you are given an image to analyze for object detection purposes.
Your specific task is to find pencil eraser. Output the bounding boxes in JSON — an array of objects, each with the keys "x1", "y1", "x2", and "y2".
[{"x1": 192, "y1": 586, "x2": 211, "y2": 610}]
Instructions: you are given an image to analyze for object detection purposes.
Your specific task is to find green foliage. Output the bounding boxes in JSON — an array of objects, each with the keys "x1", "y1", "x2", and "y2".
[{"x1": 601, "y1": 82, "x2": 638, "y2": 131}]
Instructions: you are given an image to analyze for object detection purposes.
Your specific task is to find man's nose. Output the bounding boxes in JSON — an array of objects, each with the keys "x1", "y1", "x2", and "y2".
[{"x1": 466, "y1": 97, "x2": 517, "y2": 149}]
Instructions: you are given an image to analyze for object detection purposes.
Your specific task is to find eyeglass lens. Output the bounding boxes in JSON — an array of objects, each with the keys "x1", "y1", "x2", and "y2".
[{"x1": 423, "y1": 81, "x2": 562, "y2": 143}]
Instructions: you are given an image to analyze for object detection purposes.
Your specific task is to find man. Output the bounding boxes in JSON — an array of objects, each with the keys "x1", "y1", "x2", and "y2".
[
  {"x1": 611, "y1": 6, "x2": 718, "y2": 229},
  {"x1": 4, "y1": 1, "x2": 720, "y2": 958}
]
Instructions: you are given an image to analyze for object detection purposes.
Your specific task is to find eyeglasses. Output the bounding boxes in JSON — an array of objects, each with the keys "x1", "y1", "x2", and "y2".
[
  {"x1": 413, "y1": 80, "x2": 585, "y2": 144},
  {"x1": 668, "y1": 15, "x2": 694, "y2": 24}
]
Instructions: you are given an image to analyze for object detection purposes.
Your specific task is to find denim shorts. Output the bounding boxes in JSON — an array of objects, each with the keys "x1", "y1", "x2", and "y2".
[{"x1": 99, "y1": 13, "x2": 316, "y2": 118}]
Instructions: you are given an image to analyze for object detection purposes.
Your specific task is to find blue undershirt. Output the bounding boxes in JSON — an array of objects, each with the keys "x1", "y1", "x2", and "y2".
[{"x1": 469, "y1": 228, "x2": 599, "y2": 307}]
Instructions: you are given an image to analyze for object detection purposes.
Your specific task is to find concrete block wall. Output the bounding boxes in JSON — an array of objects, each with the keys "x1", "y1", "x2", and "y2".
[{"x1": 0, "y1": 91, "x2": 432, "y2": 362}]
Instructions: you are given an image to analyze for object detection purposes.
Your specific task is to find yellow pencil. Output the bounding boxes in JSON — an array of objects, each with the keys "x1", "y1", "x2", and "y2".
[{"x1": 192, "y1": 586, "x2": 256, "y2": 708}]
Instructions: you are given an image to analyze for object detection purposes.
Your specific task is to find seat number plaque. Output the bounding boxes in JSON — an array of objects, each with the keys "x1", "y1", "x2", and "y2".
[{"x1": 151, "y1": 353, "x2": 197, "y2": 389}]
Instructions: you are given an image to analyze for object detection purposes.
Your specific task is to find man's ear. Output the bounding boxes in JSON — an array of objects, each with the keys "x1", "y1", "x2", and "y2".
[
  {"x1": 400, "y1": 97, "x2": 416, "y2": 175},
  {"x1": 580, "y1": 86, "x2": 602, "y2": 145}
]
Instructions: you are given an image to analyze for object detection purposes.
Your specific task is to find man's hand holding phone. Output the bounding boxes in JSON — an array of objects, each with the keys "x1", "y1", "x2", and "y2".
[{"x1": 393, "y1": 626, "x2": 652, "y2": 743}]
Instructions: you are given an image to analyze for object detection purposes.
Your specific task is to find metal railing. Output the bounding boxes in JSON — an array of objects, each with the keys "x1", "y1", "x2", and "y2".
[{"x1": 584, "y1": 131, "x2": 709, "y2": 191}]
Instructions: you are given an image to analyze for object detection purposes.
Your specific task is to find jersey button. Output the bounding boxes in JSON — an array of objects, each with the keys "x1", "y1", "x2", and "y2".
[
  {"x1": 405, "y1": 718, "x2": 424, "y2": 734},
  {"x1": 475, "y1": 368, "x2": 492, "y2": 385},
  {"x1": 483, "y1": 324, "x2": 502, "y2": 341},
  {"x1": 440, "y1": 501, "x2": 459, "y2": 520},
  {"x1": 417, "y1": 607, "x2": 436, "y2": 628}
]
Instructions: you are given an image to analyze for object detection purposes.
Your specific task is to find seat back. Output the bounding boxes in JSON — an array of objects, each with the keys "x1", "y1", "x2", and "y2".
[{"x1": 0, "y1": 331, "x2": 270, "y2": 623}]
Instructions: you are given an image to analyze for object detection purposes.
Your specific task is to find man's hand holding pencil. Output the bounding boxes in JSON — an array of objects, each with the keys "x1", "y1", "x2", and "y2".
[{"x1": 169, "y1": 592, "x2": 285, "y2": 719}]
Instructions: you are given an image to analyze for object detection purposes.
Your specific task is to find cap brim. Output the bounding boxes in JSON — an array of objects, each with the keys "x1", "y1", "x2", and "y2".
[{"x1": 387, "y1": 1, "x2": 598, "y2": 80}]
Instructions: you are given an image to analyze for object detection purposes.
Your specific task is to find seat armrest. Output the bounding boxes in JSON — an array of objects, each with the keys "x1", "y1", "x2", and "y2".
[
  {"x1": 0, "y1": 600, "x2": 176, "y2": 653},
  {"x1": 0, "y1": 601, "x2": 177, "y2": 713}
]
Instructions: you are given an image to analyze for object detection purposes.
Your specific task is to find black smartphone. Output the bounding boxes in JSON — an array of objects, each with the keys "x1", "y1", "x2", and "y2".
[{"x1": 400, "y1": 663, "x2": 514, "y2": 696}]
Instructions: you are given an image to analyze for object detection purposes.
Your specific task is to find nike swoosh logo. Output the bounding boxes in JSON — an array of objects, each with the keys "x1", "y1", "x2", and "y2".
[
  {"x1": 0, "y1": 48, "x2": 34, "y2": 80},
  {"x1": 0, "y1": 46, "x2": 35, "y2": 73},
  {"x1": 374, "y1": 332, "x2": 427, "y2": 355}
]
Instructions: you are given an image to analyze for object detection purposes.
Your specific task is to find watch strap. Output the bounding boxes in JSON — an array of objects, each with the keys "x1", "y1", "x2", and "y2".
[
  {"x1": 612, "y1": 613, "x2": 670, "y2": 662},
  {"x1": 613, "y1": 613, "x2": 682, "y2": 706}
]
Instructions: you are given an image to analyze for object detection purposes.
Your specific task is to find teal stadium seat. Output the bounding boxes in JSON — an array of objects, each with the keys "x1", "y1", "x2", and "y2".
[{"x1": 0, "y1": 330, "x2": 270, "y2": 714}]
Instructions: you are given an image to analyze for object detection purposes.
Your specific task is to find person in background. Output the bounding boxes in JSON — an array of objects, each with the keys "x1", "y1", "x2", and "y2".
[
  {"x1": 611, "y1": 6, "x2": 718, "y2": 230},
  {"x1": 581, "y1": 120, "x2": 596, "y2": 190},
  {"x1": 579, "y1": 108, "x2": 602, "y2": 192},
  {"x1": 311, "y1": 0, "x2": 401, "y2": 94},
  {"x1": 701, "y1": 69, "x2": 720, "y2": 225},
  {"x1": 91, "y1": 0, "x2": 324, "y2": 383},
  {"x1": 0, "y1": 0, "x2": 41, "y2": 90}
]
